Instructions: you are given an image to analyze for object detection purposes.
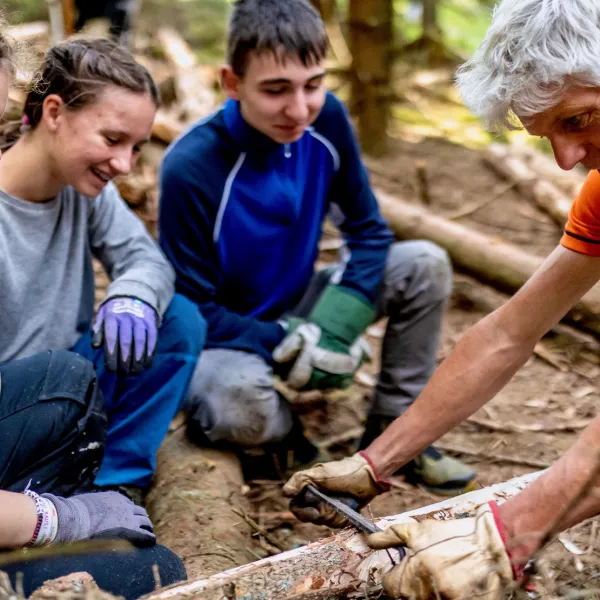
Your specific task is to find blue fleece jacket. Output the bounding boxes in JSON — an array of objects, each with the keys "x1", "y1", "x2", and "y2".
[{"x1": 159, "y1": 92, "x2": 393, "y2": 362}]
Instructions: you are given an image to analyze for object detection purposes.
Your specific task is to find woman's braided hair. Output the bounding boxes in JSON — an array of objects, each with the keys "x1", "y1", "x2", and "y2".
[{"x1": 1, "y1": 36, "x2": 159, "y2": 150}]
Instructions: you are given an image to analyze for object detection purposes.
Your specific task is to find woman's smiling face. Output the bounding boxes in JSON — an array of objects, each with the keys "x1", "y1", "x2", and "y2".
[{"x1": 45, "y1": 84, "x2": 156, "y2": 196}]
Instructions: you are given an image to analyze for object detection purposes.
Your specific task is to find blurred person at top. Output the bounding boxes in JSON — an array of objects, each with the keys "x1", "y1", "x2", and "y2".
[{"x1": 74, "y1": 0, "x2": 138, "y2": 47}]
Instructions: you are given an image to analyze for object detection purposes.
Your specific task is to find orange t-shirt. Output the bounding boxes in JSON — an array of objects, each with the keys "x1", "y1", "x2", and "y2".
[{"x1": 561, "y1": 170, "x2": 600, "y2": 257}]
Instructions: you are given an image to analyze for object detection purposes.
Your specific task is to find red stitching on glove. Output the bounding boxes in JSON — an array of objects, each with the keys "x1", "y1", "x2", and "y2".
[{"x1": 359, "y1": 450, "x2": 392, "y2": 491}]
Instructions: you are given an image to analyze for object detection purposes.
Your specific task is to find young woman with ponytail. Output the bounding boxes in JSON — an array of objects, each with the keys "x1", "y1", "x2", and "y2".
[{"x1": 0, "y1": 28, "x2": 202, "y2": 598}]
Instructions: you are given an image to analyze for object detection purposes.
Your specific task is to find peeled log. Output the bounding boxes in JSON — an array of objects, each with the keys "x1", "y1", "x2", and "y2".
[
  {"x1": 143, "y1": 471, "x2": 541, "y2": 600},
  {"x1": 145, "y1": 428, "x2": 255, "y2": 580},
  {"x1": 376, "y1": 190, "x2": 600, "y2": 335}
]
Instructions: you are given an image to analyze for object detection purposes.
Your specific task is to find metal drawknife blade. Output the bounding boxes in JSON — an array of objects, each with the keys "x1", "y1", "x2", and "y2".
[
  {"x1": 306, "y1": 484, "x2": 380, "y2": 533},
  {"x1": 305, "y1": 484, "x2": 406, "y2": 561}
]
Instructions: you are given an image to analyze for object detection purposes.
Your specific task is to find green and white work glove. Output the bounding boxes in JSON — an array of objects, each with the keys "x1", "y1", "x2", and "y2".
[{"x1": 273, "y1": 285, "x2": 375, "y2": 390}]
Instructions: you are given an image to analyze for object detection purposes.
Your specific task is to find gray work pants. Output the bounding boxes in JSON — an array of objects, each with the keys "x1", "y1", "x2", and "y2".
[{"x1": 185, "y1": 241, "x2": 452, "y2": 446}]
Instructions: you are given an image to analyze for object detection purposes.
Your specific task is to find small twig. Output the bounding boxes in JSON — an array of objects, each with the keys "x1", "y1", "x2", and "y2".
[
  {"x1": 231, "y1": 508, "x2": 288, "y2": 552},
  {"x1": 446, "y1": 181, "x2": 517, "y2": 220},
  {"x1": 434, "y1": 440, "x2": 552, "y2": 470},
  {"x1": 587, "y1": 520, "x2": 598, "y2": 554},
  {"x1": 247, "y1": 511, "x2": 295, "y2": 520},
  {"x1": 467, "y1": 415, "x2": 593, "y2": 434},
  {"x1": 533, "y1": 342, "x2": 569, "y2": 372},
  {"x1": 15, "y1": 573, "x2": 23, "y2": 599},
  {"x1": 258, "y1": 538, "x2": 282, "y2": 557},
  {"x1": 244, "y1": 545, "x2": 264, "y2": 561},
  {"x1": 415, "y1": 160, "x2": 431, "y2": 205},
  {"x1": 0, "y1": 539, "x2": 132, "y2": 566},
  {"x1": 184, "y1": 550, "x2": 238, "y2": 564},
  {"x1": 152, "y1": 564, "x2": 161, "y2": 590}
]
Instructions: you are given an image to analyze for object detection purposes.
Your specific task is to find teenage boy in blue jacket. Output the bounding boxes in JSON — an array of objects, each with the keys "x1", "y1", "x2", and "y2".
[{"x1": 159, "y1": 0, "x2": 475, "y2": 494}]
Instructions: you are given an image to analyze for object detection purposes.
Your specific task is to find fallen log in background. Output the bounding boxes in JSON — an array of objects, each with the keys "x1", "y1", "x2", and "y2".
[
  {"x1": 146, "y1": 428, "x2": 256, "y2": 580},
  {"x1": 157, "y1": 27, "x2": 216, "y2": 124},
  {"x1": 144, "y1": 471, "x2": 541, "y2": 600},
  {"x1": 376, "y1": 190, "x2": 600, "y2": 336},
  {"x1": 506, "y1": 144, "x2": 585, "y2": 198},
  {"x1": 483, "y1": 144, "x2": 576, "y2": 227}
]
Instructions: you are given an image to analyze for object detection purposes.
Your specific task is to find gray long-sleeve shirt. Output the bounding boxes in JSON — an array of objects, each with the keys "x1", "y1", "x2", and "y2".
[{"x1": 0, "y1": 182, "x2": 175, "y2": 362}]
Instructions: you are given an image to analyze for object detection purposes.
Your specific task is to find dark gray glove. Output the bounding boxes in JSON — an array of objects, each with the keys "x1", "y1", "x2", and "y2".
[{"x1": 42, "y1": 491, "x2": 155, "y2": 547}]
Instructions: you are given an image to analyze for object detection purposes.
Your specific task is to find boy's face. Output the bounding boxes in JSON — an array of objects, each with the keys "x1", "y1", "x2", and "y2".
[{"x1": 222, "y1": 50, "x2": 326, "y2": 144}]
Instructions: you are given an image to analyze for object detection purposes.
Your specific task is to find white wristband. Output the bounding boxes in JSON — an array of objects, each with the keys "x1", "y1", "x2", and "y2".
[
  {"x1": 23, "y1": 489, "x2": 58, "y2": 546},
  {"x1": 36, "y1": 496, "x2": 58, "y2": 546}
]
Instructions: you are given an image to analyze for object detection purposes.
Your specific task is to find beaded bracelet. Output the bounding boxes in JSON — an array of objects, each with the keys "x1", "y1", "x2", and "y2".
[{"x1": 23, "y1": 486, "x2": 58, "y2": 547}]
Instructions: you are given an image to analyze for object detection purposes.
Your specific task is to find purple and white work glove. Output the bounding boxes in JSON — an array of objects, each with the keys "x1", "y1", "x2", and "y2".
[
  {"x1": 42, "y1": 491, "x2": 155, "y2": 547},
  {"x1": 92, "y1": 297, "x2": 158, "y2": 376}
]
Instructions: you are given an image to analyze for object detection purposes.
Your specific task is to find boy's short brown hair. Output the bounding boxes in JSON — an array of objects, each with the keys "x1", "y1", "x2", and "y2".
[{"x1": 227, "y1": 0, "x2": 328, "y2": 77}]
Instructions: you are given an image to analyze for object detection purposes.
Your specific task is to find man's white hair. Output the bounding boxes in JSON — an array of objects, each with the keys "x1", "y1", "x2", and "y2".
[{"x1": 456, "y1": 0, "x2": 600, "y2": 131}]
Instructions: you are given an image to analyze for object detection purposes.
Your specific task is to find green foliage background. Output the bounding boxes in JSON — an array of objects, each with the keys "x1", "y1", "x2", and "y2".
[{"x1": 3, "y1": 0, "x2": 494, "y2": 63}]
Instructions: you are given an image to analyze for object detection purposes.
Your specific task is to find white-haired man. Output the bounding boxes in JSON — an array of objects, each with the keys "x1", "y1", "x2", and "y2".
[{"x1": 283, "y1": 0, "x2": 600, "y2": 597}]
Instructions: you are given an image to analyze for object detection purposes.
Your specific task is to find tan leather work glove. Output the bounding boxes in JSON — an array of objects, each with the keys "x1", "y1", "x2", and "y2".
[
  {"x1": 367, "y1": 503, "x2": 515, "y2": 599},
  {"x1": 282, "y1": 452, "x2": 391, "y2": 528}
]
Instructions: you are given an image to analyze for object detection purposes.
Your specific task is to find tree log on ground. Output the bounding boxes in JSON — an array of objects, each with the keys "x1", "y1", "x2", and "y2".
[
  {"x1": 146, "y1": 428, "x2": 256, "y2": 580},
  {"x1": 143, "y1": 471, "x2": 540, "y2": 600},
  {"x1": 504, "y1": 144, "x2": 585, "y2": 198},
  {"x1": 483, "y1": 144, "x2": 576, "y2": 227},
  {"x1": 376, "y1": 189, "x2": 600, "y2": 335}
]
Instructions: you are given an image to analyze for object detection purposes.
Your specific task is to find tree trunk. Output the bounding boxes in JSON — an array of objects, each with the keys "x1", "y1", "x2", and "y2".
[
  {"x1": 46, "y1": 0, "x2": 65, "y2": 44},
  {"x1": 422, "y1": 0, "x2": 440, "y2": 37},
  {"x1": 62, "y1": 0, "x2": 75, "y2": 35},
  {"x1": 375, "y1": 189, "x2": 600, "y2": 335},
  {"x1": 349, "y1": 0, "x2": 393, "y2": 156},
  {"x1": 143, "y1": 471, "x2": 541, "y2": 600},
  {"x1": 145, "y1": 428, "x2": 256, "y2": 580}
]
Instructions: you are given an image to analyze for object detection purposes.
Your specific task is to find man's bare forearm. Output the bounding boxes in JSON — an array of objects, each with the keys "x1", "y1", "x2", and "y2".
[
  {"x1": 498, "y1": 416, "x2": 600, "y2": 566},
  {"x1": 0, "y1": 490, "x2": 37, "y2": 548},
  {"x1": 366, "y1": 312, "x2": 534, "y2": 476},
  {"x1": 365, "y1": 247, "x2": 600, "y2": 478}
]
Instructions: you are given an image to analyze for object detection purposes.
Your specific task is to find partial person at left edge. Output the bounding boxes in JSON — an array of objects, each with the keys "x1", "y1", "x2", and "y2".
[
  {"x1": 0, "y1": 37, "x2": 206, "y2": 503},
  {"x1": 0, "y1": 27, "x2": 193, "y2": 599}
]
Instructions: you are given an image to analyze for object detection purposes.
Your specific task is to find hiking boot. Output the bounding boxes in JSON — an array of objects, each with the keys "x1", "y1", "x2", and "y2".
[
  {"x1": 238, "y1": 416, "x2": 322, "y2": 481},
  {"x1": 398, "y1": 446, "x2": 477, "y2": 496},
  {"x1": 359, "y1": 414, "x2": 477, "y2": 496}
]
